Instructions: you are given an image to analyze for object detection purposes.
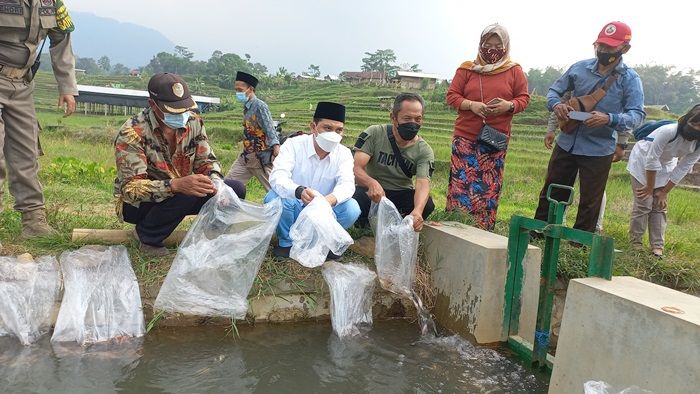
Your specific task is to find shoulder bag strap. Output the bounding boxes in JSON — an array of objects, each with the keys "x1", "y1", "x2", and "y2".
[{"x1": 386, "y1": 125, "x2": 413, "y2": 178}]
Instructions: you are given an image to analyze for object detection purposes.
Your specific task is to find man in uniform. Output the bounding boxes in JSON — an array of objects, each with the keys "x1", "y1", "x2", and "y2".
[
  {"x1": 225, "y1": 71, "x2": 280, "y2": 191},
  {"x1": 0, "y1": 0, "x2": 77, "y2": 237}
]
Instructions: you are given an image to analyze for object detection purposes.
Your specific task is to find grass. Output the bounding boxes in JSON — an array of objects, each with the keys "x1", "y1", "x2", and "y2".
[{"x1": 1, "y1": 72, "x2": 698, "y2": 296}]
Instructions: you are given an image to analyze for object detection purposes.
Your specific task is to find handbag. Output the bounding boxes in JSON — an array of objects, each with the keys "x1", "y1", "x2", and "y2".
[
  {"x1": 558, "y1": 71, "x2": 619, "y2": 134},
  {"x1": 477, "y1": 123, "x2": 508, "y2": 152},
  {"x1": 475, "y1": 74, "x2": 509, "y2": 152}
]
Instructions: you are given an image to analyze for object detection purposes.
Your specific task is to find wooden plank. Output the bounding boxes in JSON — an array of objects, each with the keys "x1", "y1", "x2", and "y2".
[{"x1": 71, "y1": 229, "x2": 187, "y2": 246}]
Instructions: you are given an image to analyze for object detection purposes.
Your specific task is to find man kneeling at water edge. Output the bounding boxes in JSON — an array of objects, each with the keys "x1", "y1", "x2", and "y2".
[
  {"x1": 265, "y1": 101, "x2": 360, "y2": 259},
  {"x1": 114, "y1": 73, "x2": 246, "y2": 256}
]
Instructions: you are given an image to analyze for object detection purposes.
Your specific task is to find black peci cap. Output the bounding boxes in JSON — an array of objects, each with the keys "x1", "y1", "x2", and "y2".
[
  {"x1": 147, "y1": 73, "x2": 197, "y2": 114},
  {"x1": 235, "y1": 71, "x2": 259, "y2": 88},
  {"x1": 313, "y1": 101, "x2": 346, "y2": 123}
]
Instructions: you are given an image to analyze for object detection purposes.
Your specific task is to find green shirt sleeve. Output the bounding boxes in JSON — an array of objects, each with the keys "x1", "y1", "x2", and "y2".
[
  {"x1": 414, "y1": 141, "x2": 435, "y2": 180},
  {"x1": 353, "y1": 125, "x2": 381, "y2": 156}
]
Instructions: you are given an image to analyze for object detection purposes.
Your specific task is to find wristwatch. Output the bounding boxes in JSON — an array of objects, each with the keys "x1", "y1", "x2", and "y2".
[
  {"x1": 295, "y1": 185, "x2": 306, "y2": 199},
  {"x1": 164, "y1": 179, "x2": 173, "y2": 193},
  {"x1": 617, "y1": 143, "x2": 628, "y2": 150},
  {"x1": 508, "y1": 102, "x2": 515, "y2": 113}
]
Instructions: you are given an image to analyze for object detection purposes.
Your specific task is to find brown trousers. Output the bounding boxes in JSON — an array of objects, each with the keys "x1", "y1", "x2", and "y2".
[
  {"x1": 0, "y1": 75, "x2": 45, "y2": 212},
  {"x1": 224, "y1": 151, "x2": 272, "y2": 191},
  {"x1": 534, "y1": 145, "x2": 613, "y2": 233}
]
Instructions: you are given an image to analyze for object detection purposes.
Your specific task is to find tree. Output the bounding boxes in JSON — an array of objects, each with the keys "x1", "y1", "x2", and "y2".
[
  {"x1": 97, "y1": 55, "x2": 111, "y2": 73},
  {"x1": 307, "y1": 64, "x2": 320, "y2": 78},
  {"x1": 635, "y1": 65, "x2": 700, "y2": 113},
  {"x1": 174, "y1": 45, "x2": 194, "y2": 60},
  {"x1": 400, "y1": 62, "x2": 422, "y2": 72},
  {"x1": 111, "y1": 63, "x2": 130, "y2": 75},
  {"x1": 361, "y1": 49, "x2": 399, "y2": 82},
  {"x1": 526, "y1": 66, "x2": 564, "y2": 96},
  {"x1": 75, "y1": 57, "x2": 101, "y2": 75}
]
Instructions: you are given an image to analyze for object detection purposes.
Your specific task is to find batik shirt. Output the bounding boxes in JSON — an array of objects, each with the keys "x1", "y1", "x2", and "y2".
[
  {"x1": 242, "y1": 96, "x2": 279, "y2": 153},
  {"x1": 114, "y1": 108, "x2": 222, "y2": 210}
]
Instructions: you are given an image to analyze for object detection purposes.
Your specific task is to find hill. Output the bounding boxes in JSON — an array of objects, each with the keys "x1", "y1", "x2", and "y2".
[{"x1": 70, "y1": 12, "x2": 175, "y2": 68}]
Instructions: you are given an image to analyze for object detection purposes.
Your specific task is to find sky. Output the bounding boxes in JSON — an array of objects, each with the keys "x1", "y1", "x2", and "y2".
[{"x1": 66, "y1": 0, "x2": 697, "y2": 79}]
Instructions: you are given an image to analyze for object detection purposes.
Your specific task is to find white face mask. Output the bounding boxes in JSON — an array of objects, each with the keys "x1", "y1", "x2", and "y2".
[{"x1": 315, "y1": 131, "x2": 342, "y2": 153}]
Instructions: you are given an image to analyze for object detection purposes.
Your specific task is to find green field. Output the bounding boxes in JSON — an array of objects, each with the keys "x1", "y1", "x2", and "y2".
[{"x1": 2, "y1": 72, "x2": 698, "y2": 293}]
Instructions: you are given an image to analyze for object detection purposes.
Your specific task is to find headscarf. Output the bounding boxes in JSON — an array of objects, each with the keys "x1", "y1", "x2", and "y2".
[
  {"x1": 459, "y1": 23, "x2": 518, "y2": 75},
  {"x1": 678, "y1": 104, "x2": 700, "y2": 141}
]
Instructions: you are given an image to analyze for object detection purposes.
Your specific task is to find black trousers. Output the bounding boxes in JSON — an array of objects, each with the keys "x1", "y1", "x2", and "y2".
[
  {"x1": 534, "y1": 145, "x2": 613, "y2": 232},
  {"x1": 123, "y1": 179, "x2": 246, "y2": 247},
  {"x1": 353, "y1": 186, "x2": 435, "y2": 224}
]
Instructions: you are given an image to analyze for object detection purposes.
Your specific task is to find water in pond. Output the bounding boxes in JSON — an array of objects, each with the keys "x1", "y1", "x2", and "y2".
[{"x1": 0, "y1": 321, "x2": 549, "y2": 393}]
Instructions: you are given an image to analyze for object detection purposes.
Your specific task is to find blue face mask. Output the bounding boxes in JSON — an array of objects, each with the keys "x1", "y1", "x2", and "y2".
[
  {"x1": 235, "y1": 92, "x2": 248, "y2": 103},
  {"x1": 163, "y1": 112, "x2": 190, "y2": 129}
]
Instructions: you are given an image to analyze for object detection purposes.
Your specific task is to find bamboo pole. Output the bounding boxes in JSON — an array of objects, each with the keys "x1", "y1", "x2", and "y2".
[{"x1": 71, "y1": 229, "x2": 187, "y2": 246}]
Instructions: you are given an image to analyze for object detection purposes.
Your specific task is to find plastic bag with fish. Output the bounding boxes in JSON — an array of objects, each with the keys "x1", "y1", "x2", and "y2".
[
  {"x1": 0, "y1": 255, "x2": 60, "y2": 345},
  {"x1": 370, "y1": 197, "x2": 419, "y2": 295},
  {"x1": 52, "y1": 245, "x2": 144, "y2": 345},
  {"x1": 322, "y1": 261, "x2": 376, "y2": 337},
  {"x1": 155, "y1": 183, "x2": 282, "y2": 318},
  {"x1": 290, "y1": 195, "x2": 353, "y2": 268}
]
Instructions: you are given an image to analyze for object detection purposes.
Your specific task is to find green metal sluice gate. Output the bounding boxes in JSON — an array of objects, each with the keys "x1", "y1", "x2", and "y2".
[{"x1": 502, "y1": 184, "x2": 615, "y2": 371}]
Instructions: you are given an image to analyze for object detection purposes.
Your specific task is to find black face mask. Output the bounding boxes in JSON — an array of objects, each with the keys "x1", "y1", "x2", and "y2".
[
  {"x1": 680, "y1": 125, "x2": 700, "y2": 141},
  {"x1": 596, "y1": 50, "x2": 622, "y2": 66},
  {"x1": 397, "y1": 122, "x2": 420, "y2": 140}
]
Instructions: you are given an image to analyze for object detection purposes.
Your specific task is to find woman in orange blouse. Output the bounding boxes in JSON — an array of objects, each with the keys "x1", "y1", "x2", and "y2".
[{"x1": 445, "y1": 23, "x2": 530, "y2": 230}]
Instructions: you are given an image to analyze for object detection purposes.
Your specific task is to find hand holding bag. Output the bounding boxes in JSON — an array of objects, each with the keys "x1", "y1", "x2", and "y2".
[
  {"x1": 476, "y1": 74, "x2": 508, "y2": 152},
  {"x1": 557, "y1": 72, "x2": 619, "y2": 134}
]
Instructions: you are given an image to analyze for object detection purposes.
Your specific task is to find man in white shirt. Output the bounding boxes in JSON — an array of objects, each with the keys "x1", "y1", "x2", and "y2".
[
  {"x1": 626, "y1": 104, "x2": 700, "y2": 257},
  {"x1": 265, "y1": 101, "x2": 360, "y2": 259}
]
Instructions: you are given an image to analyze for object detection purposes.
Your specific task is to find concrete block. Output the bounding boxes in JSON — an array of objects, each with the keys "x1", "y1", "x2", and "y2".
[
  {"x1": 550, "y1": 277, "x2": 700, "y2": 394},
  {"x1": 422, "y1": 222, "x2": 541, "y2": 344}
]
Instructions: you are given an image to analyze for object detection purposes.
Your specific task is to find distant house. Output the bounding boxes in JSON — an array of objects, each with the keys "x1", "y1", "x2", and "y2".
[
  {"x1": 391, "y1": 71, "x2": 440, "y2": 90},
  {"x1": 339, "y1": 71, "x2": 387, "y2": 84},
  {"x1": 645, "y1": 104, "x2": 671, "y2": 112},
  {"x1": 129, "y1": 69, "x2": 141, "y2": 77},
  {"x1": 74, "y1": 68, "x2": 86, "y2": 76}
]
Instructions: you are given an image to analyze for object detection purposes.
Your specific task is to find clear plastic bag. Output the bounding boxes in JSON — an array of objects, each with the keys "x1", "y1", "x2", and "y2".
[
  {"x1": 155, "y1": 184, "x2": 282, "y2": 318},
  {"x1": 371, "y1": 197, "x2": 419, "y2": 296},
  {"x1": 0, "y1": 255, "x2": 60, "y2": 345},
  {"x1": 290, "y1": 195, "x2": 354, "y2": 268},
  {"x1": 322, "y1": 261, "x2": 377, "y2": 338},
  {"x1": 584, "y1": 381, "x2": 654, "y2": 394},
  {"x1": 52, "y1": 245, "x2": 145, "y2": 345}
]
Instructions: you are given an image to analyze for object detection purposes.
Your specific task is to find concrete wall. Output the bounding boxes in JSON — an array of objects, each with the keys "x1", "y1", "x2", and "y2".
[
  {"x1": 422, "y1": 222, "x2": 541, "y2": 344},
  {"x1": 550, "y1": 276, "x2": 700, "y2": 394},
  {"x1": 44, "y1": 276, "x2": 416, "y2": 328}
]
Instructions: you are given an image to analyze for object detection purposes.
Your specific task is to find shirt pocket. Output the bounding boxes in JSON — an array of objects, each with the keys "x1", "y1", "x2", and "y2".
[
  {"x1": 39, "y1": 6, "x2": 58, "y2": 29},
  {"x1": 0, "y1": 5, "x2": 26, "y2": 28},
  {"x1": 39, "y1": 16, "x2": 57, "y2": 29}
]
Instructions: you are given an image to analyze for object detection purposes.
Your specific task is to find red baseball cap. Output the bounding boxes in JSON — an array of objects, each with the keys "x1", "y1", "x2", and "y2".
[{"x1": 594, "y1": 21, "x2": 632, "y2": 47}]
